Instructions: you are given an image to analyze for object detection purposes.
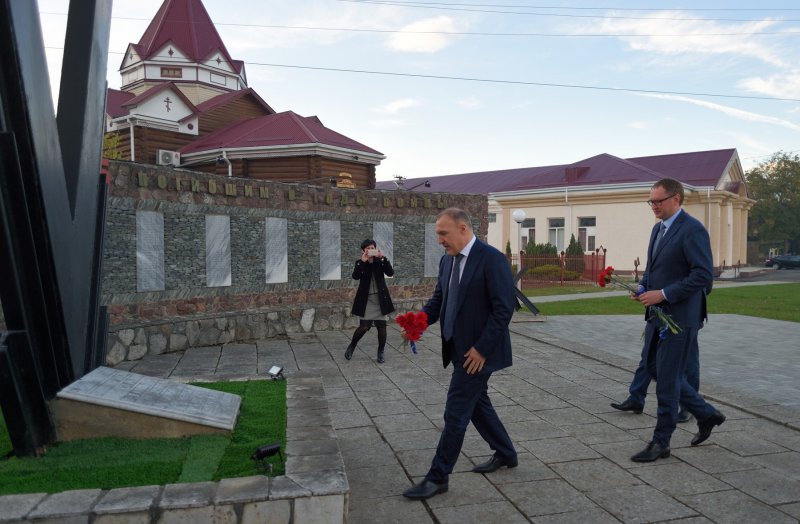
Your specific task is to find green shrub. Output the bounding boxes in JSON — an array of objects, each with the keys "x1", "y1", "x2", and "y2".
[{"x1": 565, "y1": 234, "x2": 585, "y2": 275}]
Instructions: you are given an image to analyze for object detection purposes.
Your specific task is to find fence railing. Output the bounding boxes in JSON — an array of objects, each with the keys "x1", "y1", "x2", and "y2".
[{"x1": 509, "y1": 248, "x2": 607, "y2": 287}]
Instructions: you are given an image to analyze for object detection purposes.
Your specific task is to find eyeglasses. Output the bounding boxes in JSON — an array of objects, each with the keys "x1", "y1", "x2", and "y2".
[{"x1": 646, "y1": 194, "x2": 675, "y2": 206}]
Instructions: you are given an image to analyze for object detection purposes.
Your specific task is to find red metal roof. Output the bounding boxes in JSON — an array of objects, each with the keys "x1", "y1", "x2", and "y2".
[
  {"x1": 106, "y1": 89, "x2": 136, "y2": 118},
  {"x1": 120, "y1": 82, "x2": 197, "y2": 113},
  {"x1": 133, "y1": 0, "x2": 241, "y2": 73},
  {"x1": 375, "y1": 166, "x2": 560, "y2": 194},
  {"x1": 627, "y1": 148, "x2": 737, "y2": 187},
  {"x1": 195, "y1": 88, "x2": 274, "y2": 116},
  {"x1": 179, "y1": 111, "x2": 383, "y2": 156},
  {"x1": 376, "y1": 149, "x2": 739, "y2": 195},
  {"x1": 514, "y1": 153, "x2": 664, "y2": 190}
]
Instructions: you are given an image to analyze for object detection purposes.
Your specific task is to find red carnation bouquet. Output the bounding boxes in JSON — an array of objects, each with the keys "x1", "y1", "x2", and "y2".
[
  {"x1": 395, "y1": 311, "x2": 428, "y2": 354},
  {"x1": 598, "y1": 266, "x2": 681, "y2": 340}
]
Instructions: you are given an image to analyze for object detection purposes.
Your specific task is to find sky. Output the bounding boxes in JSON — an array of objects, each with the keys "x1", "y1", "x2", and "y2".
[{"x1": 37, "y1": 0, "x2": 800, "y2": 182}]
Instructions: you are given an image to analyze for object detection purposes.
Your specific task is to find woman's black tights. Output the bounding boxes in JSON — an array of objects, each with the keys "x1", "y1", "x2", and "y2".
[
  {"x1": 346, "y1": 320, "x2": 387, "y2": 362},
  {"x1": 348, "y1": 319, "x2": 387, "y2": 349}
]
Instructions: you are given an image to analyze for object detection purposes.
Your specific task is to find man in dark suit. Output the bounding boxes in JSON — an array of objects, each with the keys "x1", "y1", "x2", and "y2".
[
  {"x1": 628, "y1": 178, "x2": 725, "y2": 462},
  {"x1": 610, "y1": 338, "x2": 699, "y2": 423},
  {"x1": 402, "y1": 208, "x2": 518, "y2": 500}
]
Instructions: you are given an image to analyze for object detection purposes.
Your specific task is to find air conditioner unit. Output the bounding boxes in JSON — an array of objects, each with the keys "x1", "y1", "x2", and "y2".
[{"x1": 157, "y1": 149, "x2": 180, "y2": 166}]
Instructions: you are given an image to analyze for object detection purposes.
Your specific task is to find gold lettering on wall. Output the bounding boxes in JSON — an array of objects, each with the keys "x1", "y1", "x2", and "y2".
[{"x1": 128, "y1": 171, "x2": 439, "y2": 210}]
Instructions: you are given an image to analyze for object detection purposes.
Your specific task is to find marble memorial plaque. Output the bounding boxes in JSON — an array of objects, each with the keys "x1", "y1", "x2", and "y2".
[
  {"x1": 206, "y1": 215, "x2": 231, "y2": 287},
  {"x1": 265, "y1": 217, "x2": 288, "y2": 283},
  {"x1": 136, "y1": 211, "x2": 165, "y2": 291},
  {"x1": 372, "y1": 222, "x2": 394, "y2": 266},
  {"x1": 319, "y1": 220, "x2": 341, "y2": 281},
  {"x1": 424, "y1": 222, "x2": 444, "y2": 277},
  {"x1": 57, "y1": 367, "x2": 241, "y2": 430}
]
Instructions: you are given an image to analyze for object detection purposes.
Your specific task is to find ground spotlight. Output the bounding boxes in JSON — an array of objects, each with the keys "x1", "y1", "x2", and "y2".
[
  {"x1": 251, "y1": 442, "x2": 283, "y2": 475},
  {"x1": 268, "y1": 365, "x2": 284, "y2": 380}
]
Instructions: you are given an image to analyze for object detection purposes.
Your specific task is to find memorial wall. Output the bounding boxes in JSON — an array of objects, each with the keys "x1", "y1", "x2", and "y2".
[{"x1": 101, "y1": 160, "x2": 487, "y2": 364}]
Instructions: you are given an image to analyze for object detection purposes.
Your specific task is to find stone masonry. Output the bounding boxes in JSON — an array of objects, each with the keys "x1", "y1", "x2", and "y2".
[{"x1": 102, "y1": 161, "x2": 487, "y2": 363}]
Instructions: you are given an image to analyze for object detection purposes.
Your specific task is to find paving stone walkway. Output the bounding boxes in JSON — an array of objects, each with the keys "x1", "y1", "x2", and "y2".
[{"x1": 117, "y1": 310, "x2": 800, "y2": 524}]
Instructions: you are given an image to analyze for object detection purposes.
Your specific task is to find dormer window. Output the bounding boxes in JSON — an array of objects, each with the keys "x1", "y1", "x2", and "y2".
[{"x1": 161, "y1": 67, "x2": 182, "y2": 78}]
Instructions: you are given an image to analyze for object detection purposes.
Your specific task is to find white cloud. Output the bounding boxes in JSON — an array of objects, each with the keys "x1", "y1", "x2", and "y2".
[
  {"x1": 456, "y1": 96, "x2": 480, "y2": 108},
  {"x1": 371, "y1": 118, "x2": 409, "y2": 128},
  {"x1": 374, "y1": 98, "x2": 422, "y2": 115},
  {"x1": 737, "y1": 71, "x2": 800, "y2": 99},
  {"x1": 583, "y1": 13, "x2": 788, "y2": 68},
  {"x1": 386, "y1": 16, "x2": 459, "y2": 53},
  {"x1": 629, "y1": 121, "x2": 648, "y2": 129},
  {"x1": 643, "y1": 93, "x2": 800, "y2": 132}
]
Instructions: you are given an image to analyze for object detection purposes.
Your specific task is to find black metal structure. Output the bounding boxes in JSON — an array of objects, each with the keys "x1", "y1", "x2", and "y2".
[
  {"x1": 513, "y1": 265, "x2": 540, "y2": 315},
  {"x1": 0, "y1": 1, "x2": 112, "y2": 456}
]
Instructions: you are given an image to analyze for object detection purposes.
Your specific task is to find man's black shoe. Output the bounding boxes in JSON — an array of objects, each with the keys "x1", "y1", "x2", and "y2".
[
  {"x1": 677, "y1": 408, "x2": 691, "y2": 423},
  {"x1": 344, "y1": 346, "x2": 354, "y2": 360},
  {"x1": 631, "y1": 441, "x2": 671, "y2": 462},
  {"x1": 402, "y1": 479, "x2": 448, "y2": 500},
  {"x1": 471, "y1": 455, "x2": 518, "y2": 473},
  {"x1": 691, "y1": 410, "x2": 726, "y2": 446},
  {"x1": 610, "y1": 399, "x2": 644, "y2": 414}
]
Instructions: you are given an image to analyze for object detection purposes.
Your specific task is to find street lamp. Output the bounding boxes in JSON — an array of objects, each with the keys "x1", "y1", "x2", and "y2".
[
  {"x1": 512, "y1": 209, "x2": 526, "y2": 252},
  {"x1": 512, "y1": 209, "x2": 526, "y2": 290}
]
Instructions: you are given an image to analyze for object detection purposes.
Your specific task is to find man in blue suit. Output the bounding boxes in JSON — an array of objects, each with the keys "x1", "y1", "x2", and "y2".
[
  {"x1": 629, "y1": 178, "x2": 725, "y2": 462},
  {"x1": 402, "y1": 208, "x2": 518, "y2": 500}
]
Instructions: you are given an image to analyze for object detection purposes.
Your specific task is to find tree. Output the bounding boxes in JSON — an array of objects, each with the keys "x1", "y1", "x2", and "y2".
[
  {"x1": 745, "y1": 151, "x2": 800, "y2": 254},
  {"x1": 565, "y1": 234, "x2": 586, "y2": 274}
]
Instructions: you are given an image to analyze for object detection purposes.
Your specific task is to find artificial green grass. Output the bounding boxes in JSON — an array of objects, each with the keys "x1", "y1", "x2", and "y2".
[
  {"x1": 0, "y1": 379, "x2": 286, "y2": 495},
  {"x1": 537, "y1": 283, "x2": 800, "y2": 323}
]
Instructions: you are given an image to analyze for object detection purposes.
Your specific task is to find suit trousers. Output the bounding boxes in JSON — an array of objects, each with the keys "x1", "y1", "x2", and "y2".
[
  {"x1": 645, "y1": 324, "x2": 715, "y2": 446},
  {"x1": 425, "y1": 361, "x2": 516, "y2": 484},
  {"x1": 628, "y1": 333, "x2": 699, "y2": 406}
]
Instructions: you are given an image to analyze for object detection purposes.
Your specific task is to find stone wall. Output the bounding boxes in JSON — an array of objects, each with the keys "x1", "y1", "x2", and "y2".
[{"x1": 102, "y1": 160, "x2": 487, "y2": 363}]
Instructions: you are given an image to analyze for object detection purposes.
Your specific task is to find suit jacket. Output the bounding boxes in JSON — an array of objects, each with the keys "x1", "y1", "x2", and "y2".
[
  {"x1": 350, "y1": 257, "x2": 395, "y2": 317},
  {"x1": 639, "y1": 210, "x2": 713, "y2": 330},
  {"x1": 423, "y1": 238, "x2": 515, "y2": 372}
]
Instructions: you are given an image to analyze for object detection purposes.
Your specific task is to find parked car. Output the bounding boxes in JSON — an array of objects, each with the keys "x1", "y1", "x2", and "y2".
[{"x1": 765, "y1": 254, "x2": 800, "y2": 269}]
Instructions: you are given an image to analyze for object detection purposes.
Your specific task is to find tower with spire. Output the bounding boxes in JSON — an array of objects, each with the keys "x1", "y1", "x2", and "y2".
[{"x1": 104, "y1": 0, "x2": 384, "y2": 187}]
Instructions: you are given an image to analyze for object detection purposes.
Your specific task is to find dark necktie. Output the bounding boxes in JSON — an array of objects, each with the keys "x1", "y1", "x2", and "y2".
[
  {"x1": 653, "y1": 223, "x2": 666, "y2": 253},
  {"x1": 442, "y1": 254, "x2": 463, "y2": 341}
]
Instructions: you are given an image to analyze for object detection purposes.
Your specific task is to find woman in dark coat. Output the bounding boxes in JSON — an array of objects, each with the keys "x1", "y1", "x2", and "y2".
[{"x1": 345, "y1": 239, "x2": 395, "y2": 363}]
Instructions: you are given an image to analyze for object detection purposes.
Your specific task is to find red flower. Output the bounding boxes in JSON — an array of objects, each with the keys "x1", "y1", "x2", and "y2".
[{"x1": 396, "y1": 311, "x2": 428, "y2": 353}]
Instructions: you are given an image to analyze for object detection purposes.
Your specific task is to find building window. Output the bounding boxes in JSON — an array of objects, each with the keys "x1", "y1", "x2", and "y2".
[
  {"x1": 548, "y1": 218, "x2": 565, "y2": 251},
  {"x1": 521, "y1": 219, "x2": 535, "y2": 248},
  {"x1": 488, "y1": 213, "x2": 496, "y2": 223},
  {"x1": 578, "y1": 217, "x2": 596, "y2": 252},
  {"x1": 161, "y1": 67, "x2": 182, "y2": 78}
]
